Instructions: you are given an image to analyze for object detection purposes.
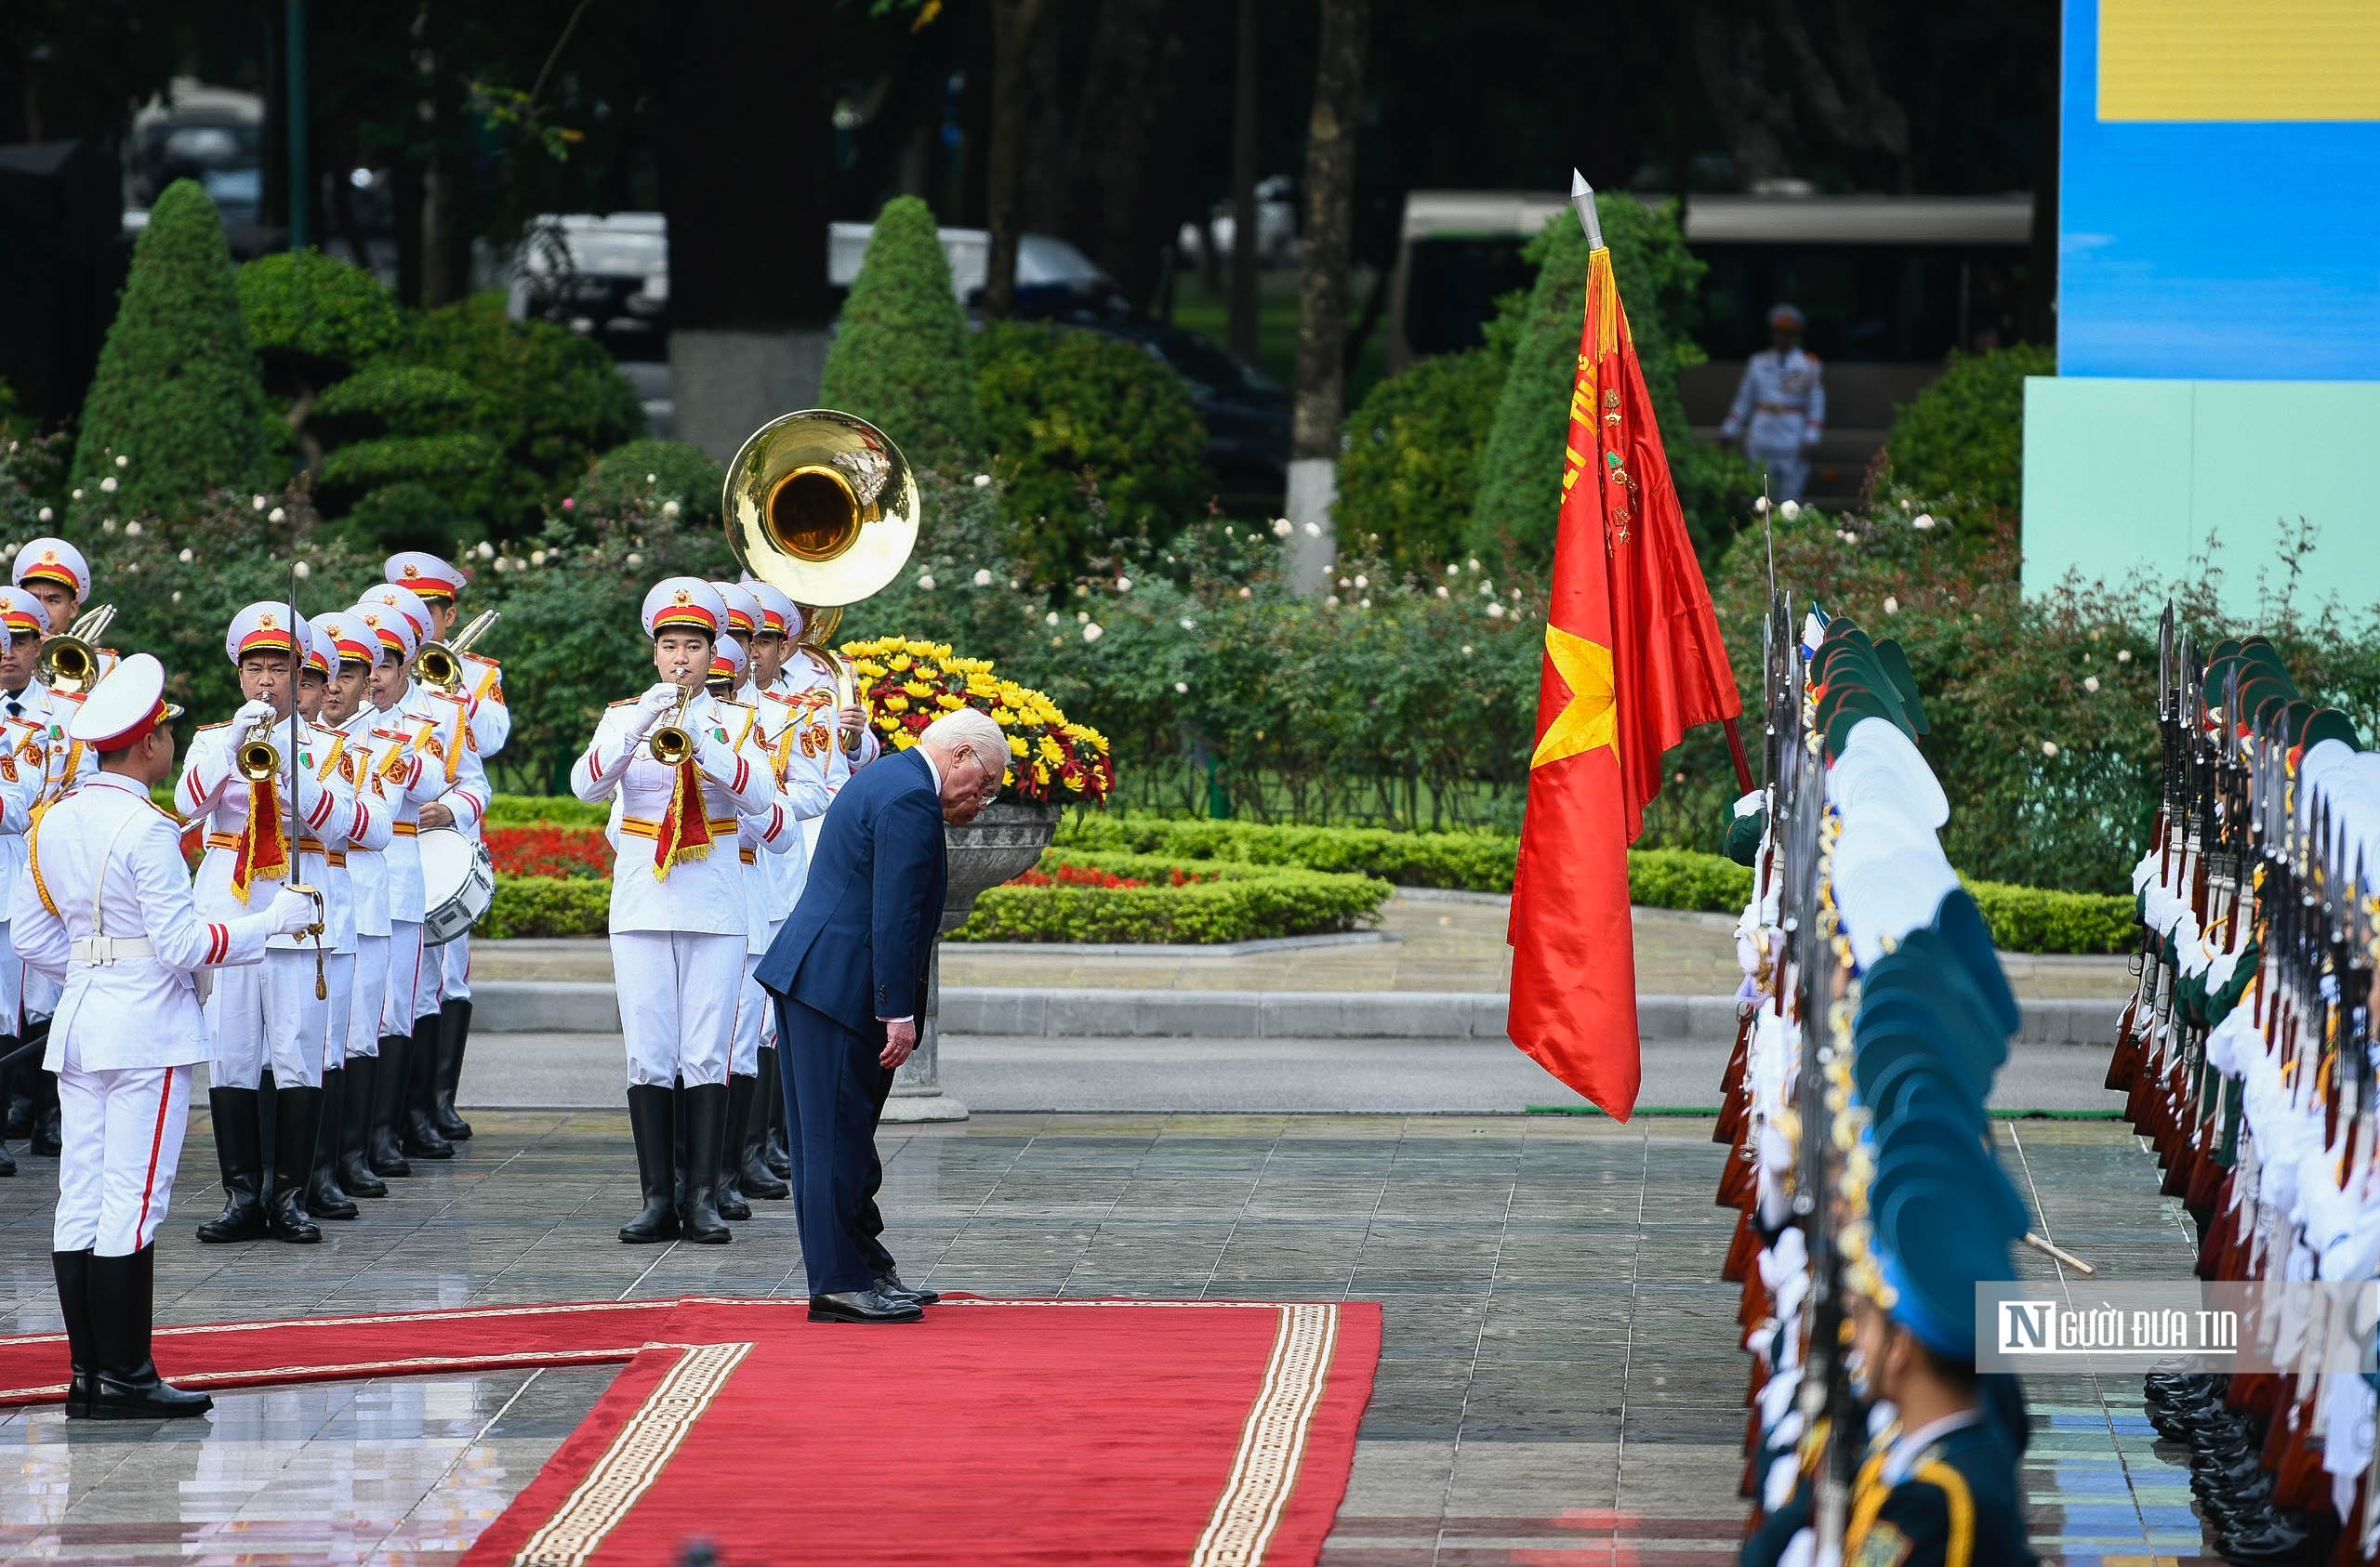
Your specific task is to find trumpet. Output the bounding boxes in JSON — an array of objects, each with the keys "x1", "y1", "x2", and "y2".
[
  {"x1": 36, "y1": 605, "x2": 116, "y2": 695},
  {"x1": 417, "y1": 609, "x2": 499, "y2": 693},
  {"x1": 236, "y1": 713, "x2": 283, "y2": 784},
  {"x1": 647, "y1": 684, "x2": 698, "y2": 766}
]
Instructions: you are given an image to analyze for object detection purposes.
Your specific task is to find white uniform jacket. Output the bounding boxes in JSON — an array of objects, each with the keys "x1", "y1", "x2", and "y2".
[
  {"x1": 365, "y1": 702, "x2": 461, "y2": 926},
  {"x1": 398, "y1": 683, "x2": 491, "y2": 836},
  {"x1": 738, "y1": 685, "x2": 832, "y2": 952},
  {"x1": 12, "y1": 770, "x2": 278, "y2": 1072},
  {"x1": 307, "y1": 723, "x2": 392, "y2": 953},
  {"x1": 456, "y1": 652, "x2": 510, "y2": 763},
  {"x1": 572, "y1": 691, "x2": 775, "y2": 937},
  {"x1": 783, "y1": 652, "x2": 880, "y2": 794},
  {"x1": 0, "y1": 714, "x2": 53, "y2": 917},
  {"x1": 337, "y1": 708, "x2": 397, "y2": 939},
  {"x1": 29, "y1": 681, "x2": 101, "y2": 802},
  {"x1": 178, "y1": 717, "x2": 354, "y2": 952}
]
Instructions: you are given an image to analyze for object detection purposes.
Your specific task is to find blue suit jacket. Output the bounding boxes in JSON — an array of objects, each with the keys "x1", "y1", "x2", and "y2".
[{"x1": 755, "y1": 747, "x2": 947, "y2": 1033}]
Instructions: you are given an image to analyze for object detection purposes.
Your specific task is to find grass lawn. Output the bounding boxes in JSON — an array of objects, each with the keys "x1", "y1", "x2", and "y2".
[{"x1": 1164, "y1": 265, "x2": 1392, "y2": 415}]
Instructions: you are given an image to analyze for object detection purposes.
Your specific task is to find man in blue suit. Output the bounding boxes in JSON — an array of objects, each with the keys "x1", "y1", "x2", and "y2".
[{"x1": 756, "y1": 706, "x2": 1005, "y2": 1323}]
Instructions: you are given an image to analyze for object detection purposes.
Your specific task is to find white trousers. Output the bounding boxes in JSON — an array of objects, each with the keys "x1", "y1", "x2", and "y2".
[
  {"x1": 729, "y1": 953, "x2": 766, "y2": 1075},
  {"x1": 208, "y1": 950, "x2": 330, "y2": 1088},
  {"x1": 322, "y1": 952, "x2": 356, "y2": 1070},
  {"x1": 348, "y1": 934, "x2": 389, "y2": 1060},
  {"x1": 23, "y1": 960, "x2": 58, "y2": 1026},
  {"x1": 611, "y1": 930, "x2": 743, "y2": 1087},
  {"x1": 381, "y1": 921, "x2": 426, "y2": 1038},
  {"x1": 438, "y1": 929, "x2": 472, "y2": 1002},
  {"x1": 53, "y1": 1056, "x2": 191, "y2": 1255},
  {"x1": 0, "y1": 926, "x2": 20, "y2": 1036}
]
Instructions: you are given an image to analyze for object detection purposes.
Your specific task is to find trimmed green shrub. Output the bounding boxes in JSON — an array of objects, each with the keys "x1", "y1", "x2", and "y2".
[
  {"x1": 239, "y1": 250, "x2": 406, "y2": 397},
  {"x1": 571, "y1": 439, "x2": 725, "y2": 531},
  {"x1": 311, "y1": 365, "x2": 479, "y2": 444},
  {"x1": 1964, "y1": 877, "x2": 2134, "y2": 955},
  {"x1": 484, "y1": 796, "x2": 612, "y2": 827},
  {"x1": 1626, "y1": 849, "x2": 1753, "y2": 913},
  {"x1": 819, "y1": 196, "x2": 985, "y2": 471},
  {"x1": 1059, "y1": 816, "x2": 1521, "y2": 891},
  {"x1": 1882, "y1": 344, "x2": 2055, "y2": 523},
  {"x1": 481, "y1": 875, "x2": 613, "y2": 939},
  {"x1": 973, "y1": 322, "x2": 1213, "y2": 588},
  {"x1": 73, "y1": 179, "x2": 269, "y2": 514},
  {"x1": 317, "y1": 433, "x2": 504, "y2": 512},
  {"x1": 949, "y1": 850, "x2": 1392, "y2": 943},
  {"x1": 1467, "y1": 197, "x2": 1752, "y2": 566},
  {"x1": 1335, "y1": 349, "x2": 1505, "y2": 573}
]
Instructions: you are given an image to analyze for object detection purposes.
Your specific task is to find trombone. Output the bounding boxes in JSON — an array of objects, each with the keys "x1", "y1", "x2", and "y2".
[
  {"x1": 417, "y1": 609, "x2": 499, "y2": 693},
  {"x1": 36, "y1": 605, "x2": 116, "y2": 695}
]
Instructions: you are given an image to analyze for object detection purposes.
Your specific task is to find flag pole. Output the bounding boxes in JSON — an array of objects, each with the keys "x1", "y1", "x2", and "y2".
[{"x1": 1571, "y1": 166, "x2": 1752, "y2": 796}]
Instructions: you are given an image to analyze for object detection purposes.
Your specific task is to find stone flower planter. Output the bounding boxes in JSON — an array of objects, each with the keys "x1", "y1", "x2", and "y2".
[{"x1": 885, "y1": 799, "x2": 1064, "y2": 1122}]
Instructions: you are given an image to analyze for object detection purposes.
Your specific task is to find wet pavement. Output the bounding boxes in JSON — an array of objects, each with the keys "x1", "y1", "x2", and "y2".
[{"x1": 0, "y1": 1113, "x2": 2205, "y2": 1565}]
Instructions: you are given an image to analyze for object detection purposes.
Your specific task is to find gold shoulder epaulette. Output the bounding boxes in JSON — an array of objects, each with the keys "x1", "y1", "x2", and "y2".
[
  {"x1": 606, "y1": 697, "x2": 639, "y2": 708},
  {"x1": 195, "y1": 720, "x2": 229, "y2": 733}
]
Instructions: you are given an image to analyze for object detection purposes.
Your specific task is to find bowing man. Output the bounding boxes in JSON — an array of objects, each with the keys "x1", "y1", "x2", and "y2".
[{"x1": 14, "y1": 654, "x2": 315, "y2": 1417}]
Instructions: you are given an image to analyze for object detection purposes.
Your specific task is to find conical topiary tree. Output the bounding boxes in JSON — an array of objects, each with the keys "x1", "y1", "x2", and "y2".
[
  {"x1": 818, "y1": 195, "x2": 985, "y2": 472},
  {"x1": 1467, "y1": 195, "x2": 1751, "y2": 567},
  {"x1": 73, "y1": 178, "x2": 269, "y2": 516}
]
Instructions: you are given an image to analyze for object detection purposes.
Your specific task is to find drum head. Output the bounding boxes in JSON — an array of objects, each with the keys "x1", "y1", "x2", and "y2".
[{"x1": 418, "y1": 827, "x2": 472, "y2": 900}]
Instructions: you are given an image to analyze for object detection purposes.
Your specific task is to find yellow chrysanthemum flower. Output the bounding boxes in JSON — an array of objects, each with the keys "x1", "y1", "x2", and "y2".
[
  {"x1": 1008, "y1": 733, "x2": 1028, "y2": 756},
  {"x1": 883, "y1": 693, "x2": 909, "y2": 714}
]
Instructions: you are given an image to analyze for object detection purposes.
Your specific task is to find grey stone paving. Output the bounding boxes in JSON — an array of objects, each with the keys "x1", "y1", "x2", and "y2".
[{"x1": 0, "y1": 1113, "x2": 2211, "y2": 1565}]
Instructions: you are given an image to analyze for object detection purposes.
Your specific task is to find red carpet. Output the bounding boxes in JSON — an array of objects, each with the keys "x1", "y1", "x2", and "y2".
[{"x1": 0, "y1": 1296, "x2": 1382, "y2": 1567}]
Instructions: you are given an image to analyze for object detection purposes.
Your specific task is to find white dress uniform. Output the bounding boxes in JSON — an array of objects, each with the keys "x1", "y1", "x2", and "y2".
[
  {"x1": 1721, "y1": 325, "x2": 1826, "y2": 505},
  {"x1": 572, "y1": 578, "x2": 776, "y2": 1246},
  {"x1": 0, "y1": 591, "x2": 56, "y2": 1047},
  {"x1": 12, "y1": 652, "x2": 313, "y2": 1420}
]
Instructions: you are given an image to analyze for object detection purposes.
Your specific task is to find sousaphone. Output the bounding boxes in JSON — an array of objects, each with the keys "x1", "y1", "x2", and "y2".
[{"x1": 721, "y1": 409, "x2": 920, "y2": 752}]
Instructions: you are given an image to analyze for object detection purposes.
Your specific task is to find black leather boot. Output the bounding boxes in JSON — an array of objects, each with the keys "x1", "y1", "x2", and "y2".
[
  {"x1": 367, "y1": 1034, "x2": 413, "y2": 1177},
  {"x1": 1, "y1": 1048, "x2": 29, "y2": 1139},
  {"x1": 738, "y1": 1055, "x2": 789, "y2": 1200},
  {"x1": 716, "y1": 1073, "x2": 756, "y2": 1220},
  {"x1": 195, "y1": 1088, "x2": 269, "y2": 1243},
  {"x1": 433, "y1": 997, "x2": 472, "y2": 1141},
  {"x1": 764, "y1": 1061, "x2": 792, "y2": 1180},
  {"x1": 266, "y1": 1086, "x2": 324, "y2": 1243},
  {"x1": 679, "y1": 1082, "x2": 732, "y2": 1244},
  {"x1": 337, "y1": 1056, "x2": 387, "y2": 1197},
  {"x1": 401, "y1": 1014, "x2": 452, "y2": 1158},
  {"x1": 88, "y1": 1246, "x2": 211, "y2": 1418},
  {"x1": 620, "y1": 1085, "x2": 679, "y2": 1244},
  {"x1": 29, "y1": 1027, "x2": 60, "y2": 1154},
  {"x1": 306, "y1": 1067, "x2": 358, "y2": 1220},
  {"x1": 52, "y1": 1249, "x2": 94, "y2": 1416}
]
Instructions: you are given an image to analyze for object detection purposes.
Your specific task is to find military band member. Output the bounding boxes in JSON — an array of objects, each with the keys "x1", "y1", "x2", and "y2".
[
  {"x1": 15, "y1": 654, "x2": 316, "y2": 1416},
  {"x1": 314, "y1": 610, "x2": 395, "y2": 1201},
  {"x1": 0, "y1": 588, "x2": 55, "y2": 1169},
  {"x1": 783, "y1": 599, "x2": 880, "y2": 862},
  {"x1": 382, "y1": 552, "x2": 505, "y2": 1142},
  {"x1": 357, "y1": 583, "x2": 488, "y2": 1160},
  {"x1": 570, "y1": 578, "x2": 774, "y2": 1244},
  {"x1": 742, "y1": 580, "x2": 807, "y2": 1182},
  {"x1": 180, "y1": 604, "x2": 353, "y2": 1245},
  {"x1": 1721, "y1": 303, "x2": 1827, "y2": 505}
]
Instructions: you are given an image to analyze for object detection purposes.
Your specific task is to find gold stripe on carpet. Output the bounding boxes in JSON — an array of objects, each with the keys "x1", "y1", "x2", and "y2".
[
  {"x1": 510, "y1": 1339, "x2": 752, "y2": 1567},
  {"x1": 1190, "y1": 1302, "x2": 1341, "y2": 1566}
]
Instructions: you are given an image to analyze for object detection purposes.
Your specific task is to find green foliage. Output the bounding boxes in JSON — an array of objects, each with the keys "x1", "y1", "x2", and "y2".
[
  {"x1": 1468, "y1": 199, "x2": 1752, "y2": 567},
  {"x1": 318, "y1": 433, "x2": 504, "y2": 514},
  {"x1": 238, "y1": 250, "x2": 406, "y2": 390},
  {"x1": 948, "y1": 850, "x2": 1392, "y2": 943},
  {"x1": 1334, "y1": 349, "x2": 1506, "y2": 573},
  {"x1": 1059, "y1": 815, "x2": 1522, "y2": 891},
  {"x1": 972, "y1": 322, "x2": 1213, "y2": 588},
  {"x1": 819, "y1": 196, "x2": 985, "y2": 471},
  {"x1": 480, "y1": 875, "x2": 612, "y2": 939},
  {"x1": 1882, "y1": 345, "x2": 2055, "y2": 524},
  {"x1": 483, "y1": 796, "x2": 613, "y2": 827},
  {"x1": 311, "y1": 365, "x2": 479, "y2": 444},
  {"x1": 399, "y1": 294, "x2": 644, "y2": 538},
  {"x1": 570, "y1": 439, "x2": 725, "y2": 531},
  {"x1": 72, "y1": 180, "x2": 269, "y2": 516},
  {"x1": 1625, "y1": 849, "x2": 1755, "y2": 913},
  {"x1": 1964, "y1": 878, "x2": 2134, "y2": 955}
]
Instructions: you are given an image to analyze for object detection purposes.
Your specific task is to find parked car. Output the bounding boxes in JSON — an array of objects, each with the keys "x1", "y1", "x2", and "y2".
[{"x1": 509, "y1": 212, "x2": 671, "y2": 362}]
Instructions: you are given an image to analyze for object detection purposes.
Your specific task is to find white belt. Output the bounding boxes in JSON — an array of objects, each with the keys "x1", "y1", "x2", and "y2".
[{"x1": 72, "y1": 936, "x2": 155, "y2": 966}]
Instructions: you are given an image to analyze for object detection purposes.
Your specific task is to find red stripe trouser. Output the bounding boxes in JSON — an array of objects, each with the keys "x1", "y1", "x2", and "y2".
[{"x1": 53, "y1": 1054, "x2": 192, "y2": 1256}]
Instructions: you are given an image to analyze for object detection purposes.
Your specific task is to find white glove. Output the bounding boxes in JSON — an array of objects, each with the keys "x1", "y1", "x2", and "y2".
[
  {"x1": 634, "y1": 683, "x2": 681, "y2": 734},
  {"x1": 233, "y1": 699, "x2": 279, "y2": 731},
  {"x1": 264, "y1": 887, "x2": 318, "y2": 938}
]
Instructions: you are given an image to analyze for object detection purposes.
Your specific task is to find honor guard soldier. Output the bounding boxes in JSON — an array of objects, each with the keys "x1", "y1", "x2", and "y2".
[
  {"x1": 13, "y1": 654, "x2": 316, "y2": 1417},
  {"x1": 1722, "y1": 304, "x2": 1827, "y2": 504},
  {"x1": 357, "y1": 583, "x2": 489, "y2": 1160},
  {"x1": 179, "y1": 603, "x2": 353, "y2": 1245},
  {"x1": 571, "y1": 578, "x2": 775, "y2": 1245},
  {"x1": 0, "y1": 593, "x2": 52, "y2": 1175},
  {"x1": 297, "y1": 616, "x2": 391, "y2": 1220},
  {"x1": 312, "y1": 610, "x2": 396, "y2": 1203},
  {"x1": 383, "y1": 552, "x2": 505, "y2": 1142}
]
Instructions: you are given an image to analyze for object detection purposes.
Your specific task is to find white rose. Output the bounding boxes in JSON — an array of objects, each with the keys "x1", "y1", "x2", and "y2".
[
  {"x1": 973, "y1": 569, "x2": 993, "y2": 586},
  {"x1": 1461, "y1": 644, "x2": 1474, "y2": 656},
  {"x1": 178, "y1": 547, "x2": 193, "y2": 562},
  {"x1": 625, "y1": 552, "x2": 643, "y2": 570},
  {"x1": 645, "y1": 472, "x2": 658, "y2": 484},
  {"x1": 1359, "y1": 598, "x2": 1372, "y2": 609},
  {"x1": 1045, "y1": 611, "x2": 1061, "y2": 626},
  {"x1": 269, "y1": 507, "x2": 285, "y2": 522},
  {"x1": 1116, "y1": 576, "x2": 1131, "y2": 592},
  {"x1": 1911, "y1": 513, "x2": 1935, "y2": 531},
  {"x1": 1238, "y1": 586, "x2": 1252, "y2": 599},
  {"x1": 1081, "y1": 622, "x2": 1103, "y2": 642},
  {"x1": 2117, "y1": 650, "x2": 2132, "y2": 664},
  {"x1": 252, "y1": 495, "x2": 267, "y2": 511},
  {"x1": 71, "y1": 489, "x2": 82, "y2": 500},
  {"x1": 1077, "y1": 611, "x2": 1089, "y2": 623},
  {"x1": 1752, "y1": 496, "x2": 1769, "y2": 516},
  {"x1": 1179, "y1": 617, "x2": 1196, "y2": 631},
  {"x1": 477, "y1": 540, "x2": 496, "y2": 560},
  {"x1": 917, "y1": 573, "x2": 936, "y2": 590},
  {"x1": 124, "y1": 520, "x2": 141, "y2": 536},
  {"x1": 1303, "y1": 521, "x2": 1321, "y2": 537},
  {"x1": 1883, "y1": 595, "x2": 1898, "y2": 615},
  {"x1": 1173, "y1": 681, "x2": 1188, "y2": 694},
  {"x1": 2041, "y1": 742, "x2": 2059, "y2": 758},
  {"x1": 662, "y1": 500, "x2": 681, "y2": 518},
  {"x1": 1778, "y1": 499, "x2": 1800, "y2": 520},
  {"x1": 171, "y1": 590, "x2": 181, "y2": 602},
  {"x1": 1326, "y1": 594, "x2": 1341, "y2": 607},
  {"x1": 1435, "y1": 585, "x2": 1448, "y2": 599},
  {"x1": 101, "y1": 518, "x2": 115, "y2": 533},
  {"x1": 1272, "y1": 518, "x2": 1292, "y2": 537},
  {"x1": 36, "y1": 507, "x2": 52, "y2": 523},
  {"x1": 532, "y1": 549, "x2": 548, "y2": 566},
  {"x1": 1486, "y1": 602, "x2": 1506, "y2": 618},
  {"x1": 1353, "y1": 574, "x2": 1368, "y2": 589},
  {"x1": 293, "y1": 560, "x2": 311, "y2": 579},
  {"x1": 1338, "y1": 577, "x2": 1351, "y2": 589},
  {"x1": 114, "y1": 454, "x2": 128, "y2": 468},
  {"x1": 2083, "y1": 677, "x2": 2100, "y2": 693},
  {"x1": 972, "y1": 473, "x2": 992, "y2": 488},
  {"x1": 1466, "y1": 558, "x2": 1480, "y2": 571},
  {"x1": 99, "y1": 476, "x2": 117, "y2": 494}
]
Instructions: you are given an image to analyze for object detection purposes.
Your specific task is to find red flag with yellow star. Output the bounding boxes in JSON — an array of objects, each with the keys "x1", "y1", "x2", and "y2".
[{"x1": 1507, "y1": 239, "x2": 1743, "y2": 1118}]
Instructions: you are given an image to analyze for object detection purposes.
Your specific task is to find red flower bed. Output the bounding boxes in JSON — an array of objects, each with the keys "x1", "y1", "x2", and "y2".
[
  {"x1": 486, "y1": 824, "x2": 610, "y2": 879},
  {"x1": 1011, "y1": 863, "x2": 1149, "y2": 890}
]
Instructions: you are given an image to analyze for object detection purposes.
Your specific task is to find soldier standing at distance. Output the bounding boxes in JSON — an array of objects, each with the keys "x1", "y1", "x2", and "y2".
[
  {"x1": 1721, "y1": 303, "x2": 1826, "y2": 504},
  {"x1": 313, "y1": 610, "x2": 396, "y2": 1203},
  {"x1": 15, "y1": 654, "x2": 315, "y2": 1417}
]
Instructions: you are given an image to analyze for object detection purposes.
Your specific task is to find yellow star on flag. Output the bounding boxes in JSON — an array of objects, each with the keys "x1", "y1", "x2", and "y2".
[{"x1": 1531, "y1": 625, "x2": 1618, "y2": 770}]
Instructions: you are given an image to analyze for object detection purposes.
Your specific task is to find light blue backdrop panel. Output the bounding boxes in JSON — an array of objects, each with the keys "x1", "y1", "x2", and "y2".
[
  {"x1": 2061, "y1": 0, "x2": 2380, "y2": 382},
  {"x1": 2024, "y1": 376, "x2": 2380, "y2": 615}
]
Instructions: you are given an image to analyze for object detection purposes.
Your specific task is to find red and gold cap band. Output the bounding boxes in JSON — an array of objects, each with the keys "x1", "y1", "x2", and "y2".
[{"x1": 93, "y1": 698, "x2": 175, "y2": 752}]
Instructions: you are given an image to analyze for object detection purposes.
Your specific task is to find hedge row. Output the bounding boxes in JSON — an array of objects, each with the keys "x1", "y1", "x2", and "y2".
[
  {"x1": 477, "y1": 800, "x2": 2135, "y2": 954},
  {"x1": 949, "y1": 850, "x2": 1393, "y2": 945},
  {"x1": 481, "y1": 875, "x2": 611, "y2": 939}
]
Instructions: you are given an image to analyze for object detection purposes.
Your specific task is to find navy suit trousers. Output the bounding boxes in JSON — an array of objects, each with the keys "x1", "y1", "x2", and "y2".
[{"x1": 776, "y1": 995, "x2": 888, "y2": 1295}]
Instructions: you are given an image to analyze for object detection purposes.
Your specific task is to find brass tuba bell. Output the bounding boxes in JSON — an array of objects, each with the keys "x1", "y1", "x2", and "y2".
[
  {"x1": 721, "y1": 410, "x2": 919, "y2": 610},
  {"x1": 36, "y1": 605, "x2": 116, "y2": 696}
]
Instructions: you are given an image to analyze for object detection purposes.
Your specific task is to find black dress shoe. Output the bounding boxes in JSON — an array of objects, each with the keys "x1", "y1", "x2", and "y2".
[
  {"x1": 808, "y1": 1288, "x2": 924, "y2": 1323},
  {"x1": 2215, "y1": 1515, "x2": 2318, "y2": 1566},
  {"x1": 875, "y1": 1269, "x2": 940, "y2": 1306}
]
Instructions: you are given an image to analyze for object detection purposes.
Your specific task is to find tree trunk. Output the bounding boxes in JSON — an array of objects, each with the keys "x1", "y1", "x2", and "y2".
[
  {"x1": 1287, "y1": 0, "x2": 1368, "y2": 593},
  {"x1": 983, "y1": 0, "x2": 1050, "y2": 322},
  {"x1": 1226, "y1": 0, "x2": 1262, "y2": 362},
  {"x1": 1062, "y1": 0, "x2": 1189, "y2": 310}
]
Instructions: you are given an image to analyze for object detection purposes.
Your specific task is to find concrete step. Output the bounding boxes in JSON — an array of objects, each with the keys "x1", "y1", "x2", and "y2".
[{"x1": 469, "y1": 980, "x2": 2122, "y2": 1047}]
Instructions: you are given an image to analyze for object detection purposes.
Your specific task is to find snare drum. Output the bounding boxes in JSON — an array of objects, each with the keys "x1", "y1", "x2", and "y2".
[{"x1": 419, "y1": 827, "x2": 496, "y2": 947}]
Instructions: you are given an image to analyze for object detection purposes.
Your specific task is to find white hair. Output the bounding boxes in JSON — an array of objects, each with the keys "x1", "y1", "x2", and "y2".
[{"x1": 919, "y1": 706, "x2": 1008, "y2": 771}]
